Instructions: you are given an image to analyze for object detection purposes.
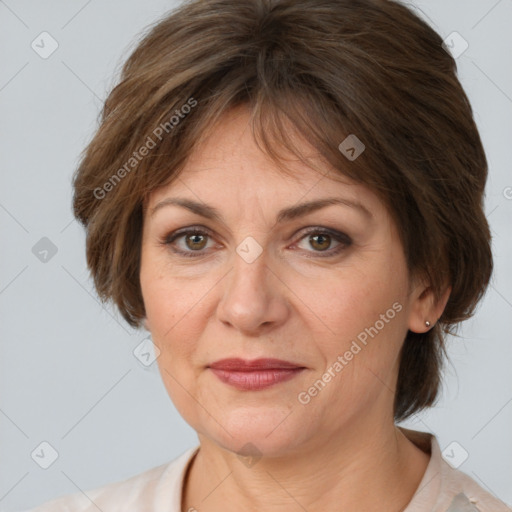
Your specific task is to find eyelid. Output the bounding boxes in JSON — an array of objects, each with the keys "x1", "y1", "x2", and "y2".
[
  {"x1": 161, "y1": 224, "x2": 352, "y2": 258},
  {"x1": 291, "y1": 226, "x2": 352, "y2": 257},
  {"x1": 163, "y1": 225, "x2": 215, "y2": 244},
  {"x1": 295, "y1": 226, "x2": 352, "y2": 244}
]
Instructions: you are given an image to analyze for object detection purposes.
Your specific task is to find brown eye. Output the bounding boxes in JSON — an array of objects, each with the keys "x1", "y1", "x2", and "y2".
[
  {"x1": 163, "y1": 227, "x2": 215, "y2": 258},
  {"x1": 184, "y1": 232, "x2": 208, "y2": 251},
  {"x1": 295, "y1": 228, "x2": 352, "y2": 258},
  {"x1": 163, "y1": 226, "x2": 351, "y2": 259},
  {"x1": 309, "y1": 233, "x2": 332, "y2": 251}
]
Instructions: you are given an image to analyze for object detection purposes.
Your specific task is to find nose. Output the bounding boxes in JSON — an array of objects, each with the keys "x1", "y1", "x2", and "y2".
[{"x1": 215, "y1": 245, "x2": 290, "y2": 335}]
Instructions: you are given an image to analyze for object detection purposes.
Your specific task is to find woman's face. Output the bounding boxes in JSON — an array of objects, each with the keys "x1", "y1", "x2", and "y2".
[{"x1": 140, "y1": 106, "x2": 427, "y2": 457}]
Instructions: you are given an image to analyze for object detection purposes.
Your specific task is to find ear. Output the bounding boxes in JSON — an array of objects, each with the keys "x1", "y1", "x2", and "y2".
[
  {"x1": 408, "y1": 276, "x2": 451, "y2": 333},
  {"x1": 142, "y1": 317, "x2": 151, "y2": 331}
]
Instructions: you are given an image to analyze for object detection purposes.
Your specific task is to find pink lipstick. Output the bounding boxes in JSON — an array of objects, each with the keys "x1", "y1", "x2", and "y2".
[{"x1": 208, "y1": 358, "x2": 305, "y2": 391}]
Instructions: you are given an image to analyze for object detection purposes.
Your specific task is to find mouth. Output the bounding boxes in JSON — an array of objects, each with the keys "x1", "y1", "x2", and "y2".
[{"x1": 207, "y1": 358, "x2": 306, "y2": 391}]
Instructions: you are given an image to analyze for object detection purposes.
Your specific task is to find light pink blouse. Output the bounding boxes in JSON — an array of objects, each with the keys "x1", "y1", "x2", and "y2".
[{"x1": 27, "y1": 427, "x2": 511, "y2": 511}]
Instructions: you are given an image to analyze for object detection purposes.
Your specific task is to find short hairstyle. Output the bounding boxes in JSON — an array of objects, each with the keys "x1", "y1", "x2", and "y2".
[{"x1": 72, "y1": 0, "x2": 493, "y2": 422}]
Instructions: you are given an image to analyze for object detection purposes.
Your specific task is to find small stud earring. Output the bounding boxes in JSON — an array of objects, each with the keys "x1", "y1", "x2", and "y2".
[{"x1": 425, "y1": 320, "x2": 431, "y2": 327}]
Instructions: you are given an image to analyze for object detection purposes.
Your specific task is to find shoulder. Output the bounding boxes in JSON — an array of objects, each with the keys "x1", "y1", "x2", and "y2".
[
  {"x1": 400, "y1": 427, "x2": 511, "y2": 512},
  {"x1": 438, "y1": 459, "x2": 512, "y2": 512},
  {"x1": 27, "y1": 446, "x2": 199, "y2": 512}
]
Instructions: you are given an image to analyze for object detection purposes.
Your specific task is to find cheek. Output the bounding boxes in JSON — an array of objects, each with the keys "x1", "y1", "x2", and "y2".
[
  {"x1": 307, "y1": 300, "x2": 406, "y2": 424},
  {"x1": 306, "y1": 266, "x2": 408, "y2": 403},
  {"x1": 139, "y1": 259, "x2": 223, "y2": 386},
  {"x1": 140, "y1": 244, "x2": 205, "y2": 332},
  {"x1": 143, "y1": 279, "x2": 205, "y2": 352},
  {"x1": 310, "y1": 266, "x2": 406, "y2": 343},
  {"x1": 140, "y1": 268, "x2": 208, "y2": 415}
]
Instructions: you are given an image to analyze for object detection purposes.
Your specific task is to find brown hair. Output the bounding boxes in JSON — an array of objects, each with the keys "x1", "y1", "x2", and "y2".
[{"x1": 72, "y1": 0, "x2": 493, "y2": 422}]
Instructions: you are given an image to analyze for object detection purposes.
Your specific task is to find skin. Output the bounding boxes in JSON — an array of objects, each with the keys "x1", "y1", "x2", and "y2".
[{"x1": 139, "y1": 105, "x2": 451, "y2": 512}]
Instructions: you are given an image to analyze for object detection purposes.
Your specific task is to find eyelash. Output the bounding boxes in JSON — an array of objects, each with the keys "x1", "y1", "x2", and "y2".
[{"x1": 161, "y1": 226, "x2": 352, "y2": 259}]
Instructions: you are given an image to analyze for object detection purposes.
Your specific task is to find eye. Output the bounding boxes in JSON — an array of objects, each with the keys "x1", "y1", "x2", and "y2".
[
  {"x1": 162, "y1": 227, "x2": 215, "y2": 258},
  {"x1": 294, "y1": 227, "x2": 352, "y2": 257},
  {"x1": 161, "y1": 226, "x2": 352, "y2": 258}
]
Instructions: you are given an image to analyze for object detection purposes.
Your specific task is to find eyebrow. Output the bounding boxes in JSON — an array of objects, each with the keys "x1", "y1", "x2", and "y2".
[{"x1": 149, "y1": 196, "x2": 372, "y2": 223}]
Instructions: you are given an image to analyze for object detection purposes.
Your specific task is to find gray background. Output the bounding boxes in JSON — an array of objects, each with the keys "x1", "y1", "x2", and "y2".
[{"x1": 1, "y1": 1, "x2": 511, "y2": 510}]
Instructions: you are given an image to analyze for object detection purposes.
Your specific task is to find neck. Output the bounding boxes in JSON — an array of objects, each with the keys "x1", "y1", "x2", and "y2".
[{"x1": 181, "y1": 420, "x2": 430, "y2": 512}]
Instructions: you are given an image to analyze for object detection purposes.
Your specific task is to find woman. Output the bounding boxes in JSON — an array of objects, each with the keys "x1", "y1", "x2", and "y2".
[{"x1": 28, "y1": 0, "x2": 510, "y2": 510}]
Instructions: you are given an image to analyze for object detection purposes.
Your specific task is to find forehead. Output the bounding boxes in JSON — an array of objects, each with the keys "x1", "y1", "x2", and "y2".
[{"x1": 146, "y1": 106, "x2": 383, "y2": 217}]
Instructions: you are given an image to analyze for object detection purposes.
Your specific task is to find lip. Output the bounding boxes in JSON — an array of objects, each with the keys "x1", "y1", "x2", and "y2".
[
  {"x1": 208, "y1": 358, "x2": 305, "y2": 391},
  {"x1": 209, "y1": 358, "x2": 303, "y2": 371}
]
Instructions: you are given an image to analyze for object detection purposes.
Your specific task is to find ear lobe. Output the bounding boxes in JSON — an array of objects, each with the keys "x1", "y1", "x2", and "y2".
[
  {"x1": 142, "y1": 318, "x2": 151, "y2": 331},
  {"x1": 408, "y1": 283, "x2": 451, "y2": 333}
]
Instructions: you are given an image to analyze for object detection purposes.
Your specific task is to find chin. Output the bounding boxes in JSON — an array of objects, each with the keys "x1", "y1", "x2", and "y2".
[{"x1": 200, "y1": 407, "x2": 311, "y2": 459}]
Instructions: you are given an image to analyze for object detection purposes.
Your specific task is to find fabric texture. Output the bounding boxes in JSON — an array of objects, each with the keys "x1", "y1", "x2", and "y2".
[{"x1": 26, "y1": 427, "x2": 511, "y2": 511}]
